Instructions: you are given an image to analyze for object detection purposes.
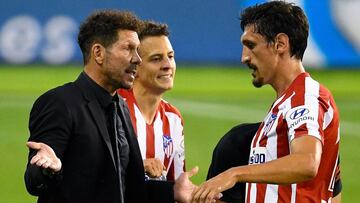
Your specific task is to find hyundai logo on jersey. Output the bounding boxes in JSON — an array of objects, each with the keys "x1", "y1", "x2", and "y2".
[{"x1": 290, "y1": 107, "x2": 310, "y2": 120}]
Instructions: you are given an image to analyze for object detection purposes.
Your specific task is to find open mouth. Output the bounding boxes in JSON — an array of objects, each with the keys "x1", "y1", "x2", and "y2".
[
  {"x1": 126, "y1": 68, "x2": 137, "y2": 78},
  {"x1": 247, "y1": 64, "x2": 257, "y2": 77}
]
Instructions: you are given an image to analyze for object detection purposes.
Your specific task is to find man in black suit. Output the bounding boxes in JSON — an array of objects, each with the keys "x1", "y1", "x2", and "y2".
[
  {"x1": 25, "y1": 9, "x2": 198, "y2": 203},
  {"x1": 25, "y1": 10, "x2": 148, "y2": 203}
]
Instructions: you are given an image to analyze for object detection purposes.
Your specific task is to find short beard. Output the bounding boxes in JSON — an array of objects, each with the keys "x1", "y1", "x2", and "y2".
[
  {"x1": 118, "y1": 81, "x2": 133, "y2": 90},
  {"x1": 252, "y1": 77, "x2": 264, "y2": 88}
]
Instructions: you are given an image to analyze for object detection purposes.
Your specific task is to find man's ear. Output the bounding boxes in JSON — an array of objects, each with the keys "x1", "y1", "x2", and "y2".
[
  {"x1": 274, "y1": 33, "x2": 289, "y2": 55},
  {"x1": 92, "y1": 43, "x2": 105, "y2": 65}
]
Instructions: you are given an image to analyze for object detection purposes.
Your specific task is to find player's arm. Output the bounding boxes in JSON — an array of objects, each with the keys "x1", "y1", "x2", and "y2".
[
  {"x1": 191, "y1": 135, "x2": 322, "y2": 203},
  {"x1": 235, "y1": 135, "x2": 322, "y2": 184}
]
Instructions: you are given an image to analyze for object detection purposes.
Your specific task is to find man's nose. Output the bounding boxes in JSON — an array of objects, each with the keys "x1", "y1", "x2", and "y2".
[
  {"x1": 241, "y1": 49, "x2": 250, "y2": 64},
  {"x1": 162, "y1": 57, "x2": 174, "y2": 69},
  {"x1": 131, "y1": 50, "x2": 142, "y2": 65}
]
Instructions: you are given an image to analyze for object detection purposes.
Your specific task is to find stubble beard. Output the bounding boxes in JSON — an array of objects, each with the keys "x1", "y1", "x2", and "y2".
[{"x1": 252, "y1": 77, "x2": 264, "y2": 88}]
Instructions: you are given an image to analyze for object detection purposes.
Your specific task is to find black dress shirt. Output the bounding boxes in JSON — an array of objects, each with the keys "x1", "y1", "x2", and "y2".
[{"x1": 83, "y1": 73, "x2": 129, "y2": 202}]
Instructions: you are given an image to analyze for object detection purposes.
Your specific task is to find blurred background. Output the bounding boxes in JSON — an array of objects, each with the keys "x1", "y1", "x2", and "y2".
[{"x1": 0, "y1": 0, "x2": 359, "y2": 202}]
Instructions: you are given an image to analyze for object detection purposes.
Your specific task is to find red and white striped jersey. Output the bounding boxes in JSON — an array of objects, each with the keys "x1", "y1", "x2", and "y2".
[
  {"x1": 246, "y1": 72, "x2": 340, "y2": 203},
  {"x1": 118, "y1": 89, "x2": 185, "y2": 181}
]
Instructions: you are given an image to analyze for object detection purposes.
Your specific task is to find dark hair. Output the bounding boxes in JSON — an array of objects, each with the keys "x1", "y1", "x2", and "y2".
[
  {"x1": 240, "y1": 1, "x2": 309, "y2": 60},
  {"x1": 138, "y1": 20, "x2": 169, "y2": 40},
  {"x1": 78, "y1": 10, "x2": 142, "y2": 64}
]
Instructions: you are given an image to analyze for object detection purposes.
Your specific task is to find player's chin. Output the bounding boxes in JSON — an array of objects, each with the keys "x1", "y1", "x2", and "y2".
[
  {"x1": 157, "y1": 80, "x2": 173, "y2": 89},
  {"x1": 119, "y1": 79, "x2": 134, "y2": 90},
  {"x1": 252, "y1": 78, "x2": 264, "y2": 88},
  {"x1": 158, "y1": 84, "x2": 173, "y2": 92}
]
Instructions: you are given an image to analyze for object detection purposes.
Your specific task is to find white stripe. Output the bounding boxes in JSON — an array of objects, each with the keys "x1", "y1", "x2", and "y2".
[
  {"x1": 134, "y1": 105, "x2": 147, "y2": 159},
  {"x1": 245, "y1": 183, "x2": 249, "y2": 202},
  {"x1": 291, "y1": 183, "x2": 297, "y2": 203},
  {"x1": 273, "y1": 93, "x2": 286, "y2": 107},
  {"x1": 323, "y1": 100, "x2": 334, "y2": 130},
  {"x1": 264, "y1": 184, "x2": 278, "y2": 202},
  {"x1": 266, "y1": 117, "x2": 278, "y2": 161},
  {"x1": 153, "y1": 112, "x2": 164, "y2": 161},
  {"x1": 279, "y1": 94, "x2": 294, "y2": 141},
  {"x1": 249, "y1": 183, "x2": 257, "y2": 203},
  {"x1": 166, "y1": 112, "x2": 185, "y2": 179},
  {"x1": 305, "y1": 77, "x2": 322, "y2": 140}
]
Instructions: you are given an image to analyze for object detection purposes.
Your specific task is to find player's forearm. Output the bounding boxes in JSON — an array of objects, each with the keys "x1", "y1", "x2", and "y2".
[{"x1": 231, "y1": 153, "x2": 319, "y2": 184}]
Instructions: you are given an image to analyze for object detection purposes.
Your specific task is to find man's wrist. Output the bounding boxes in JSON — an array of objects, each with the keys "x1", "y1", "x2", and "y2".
[{"x1": 41, "y1": 167, "x2": 62, "y2": 178}]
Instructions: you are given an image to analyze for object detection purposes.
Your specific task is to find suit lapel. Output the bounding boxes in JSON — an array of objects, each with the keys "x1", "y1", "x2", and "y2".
[
  {"x1": 74, "y1": 73, "x2": 117, "y2": 170},
  {"x1": 88, "y1": 101, "x2": 117, "y2": 169}
]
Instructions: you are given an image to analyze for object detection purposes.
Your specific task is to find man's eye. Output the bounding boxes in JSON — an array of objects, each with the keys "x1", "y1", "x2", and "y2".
[
  {"x1": 247, "y1": 43, "x2": 255, "y2": 49},
  {"x1": 243, "y1": 41, "x2": 256, "y2": 50}
]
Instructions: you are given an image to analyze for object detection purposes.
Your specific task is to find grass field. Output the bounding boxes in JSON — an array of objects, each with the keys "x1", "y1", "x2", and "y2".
[{"x1": 0, "y1": 65, "x2": 359, "y2": 202}]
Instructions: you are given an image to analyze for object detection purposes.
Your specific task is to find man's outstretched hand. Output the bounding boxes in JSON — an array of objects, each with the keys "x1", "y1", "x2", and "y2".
[
  {"x1": 26, "y1": 141, "x2": 62, "y2": 173},
  {"x1": 174, "y1": 166, "x2": 199, "y2": 203}
]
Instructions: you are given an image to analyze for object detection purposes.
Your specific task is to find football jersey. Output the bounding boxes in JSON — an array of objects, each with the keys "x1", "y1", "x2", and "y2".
[
  {"x1": 246, "y1": 72, "x2": 340, "y2": 203},
  {"x1": 118, "y1": 89, "x2": 185, "y2": 181}
]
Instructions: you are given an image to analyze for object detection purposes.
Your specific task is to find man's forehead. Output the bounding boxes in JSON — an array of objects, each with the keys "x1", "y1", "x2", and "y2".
[
  {"x1": 140, "y1": 36, "x2": 173, "y2": 55},
  {"x1": 141, "y1": 35, "x2": 169, "y2": 45},
  {"x1": 241, "y1": 25, "x2": 263, "y2": 42},
  {"x1": 117, "y1": 29, "x2": 140, "y2": 44}
]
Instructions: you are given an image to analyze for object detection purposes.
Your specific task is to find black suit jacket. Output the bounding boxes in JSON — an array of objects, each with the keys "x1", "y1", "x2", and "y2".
[
  {"x1": 207, "y1": 123, "x2": 261, "y2": 203},
  {"x1": 25, "y1": 73, "x2": 146, "y2": 203}
]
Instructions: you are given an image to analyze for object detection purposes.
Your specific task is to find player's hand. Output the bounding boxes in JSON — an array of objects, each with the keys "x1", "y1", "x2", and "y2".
[
  {"x1": 26, "y1": 141, "x2": 62, "y2": 173},
  {"x1": 174, "y1": 166, "x2": 199, "y2": 203},
  {"x1": 143, "y1": 158, "x2": 165, "y2": 178},
  {"x1": 191, "y1": 168, "x2": 237, "y2": 203}
]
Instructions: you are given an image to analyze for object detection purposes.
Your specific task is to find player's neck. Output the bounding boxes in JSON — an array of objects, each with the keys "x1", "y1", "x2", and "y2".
[
  {"x1": 133, "y1": 85, "x2": 162, "y2": 124},
  {"x1": 272, "y1": 59, "x2": 305, "y2": 98}
]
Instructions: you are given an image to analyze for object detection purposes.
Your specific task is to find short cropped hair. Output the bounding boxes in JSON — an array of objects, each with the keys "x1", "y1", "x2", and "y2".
[
  {"x1": 138, "y1": 21, "x2": 169, "y2": 40},
  {"x1": 78, "y1": 10, "x2": 142, "y2": 64},
  {"x1": 240, "y1": 1, "x2": 309, "y2": 60}
]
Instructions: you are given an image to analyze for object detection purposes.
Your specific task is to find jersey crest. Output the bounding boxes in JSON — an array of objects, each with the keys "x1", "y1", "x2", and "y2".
[
  {"x1": 163, "y1": 134, "x2": 173, "y2": 158},
  {"x1": 263, "y1": 113, "x2": 277, "y2": 136}
]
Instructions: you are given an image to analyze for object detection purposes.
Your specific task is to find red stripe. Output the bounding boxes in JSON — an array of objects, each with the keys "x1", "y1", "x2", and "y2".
[
  {"x1": 316, "y1": 87, "x2": 328, "y2": 143},
  {"x1": 294, "y1": 123, "x2": 308, "y2": 138},
  {"x1": 167, "y1": 161, "x2": 175, "y2": 181},
  {"x1": 118, "y1": 89, "x2": 137, "y2": 135},
  {"x1": 255, "y1": 183, "x2": 266, "y2": 203},
  {"x1": 252, "y1": 122, "x2": 264, "y2": 147},
  {"x1": 277, "y1": 185, "x2": 291, "y2": 203},
  {"x1": 276, "y1": 114, "x2": 289, "y2": 158},
  {"x1": 259, "y1": 132, "x2": 268, "y2": 147},
  {"x1": 146, "y1": 124, "x2": 155, "y2": 158},
  {"x1": 291, "y1": 74, "x2": 306, "y2": 107}
]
